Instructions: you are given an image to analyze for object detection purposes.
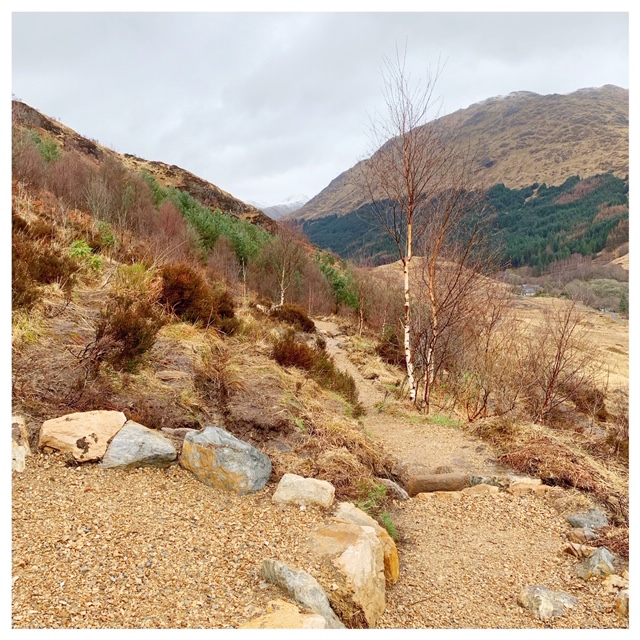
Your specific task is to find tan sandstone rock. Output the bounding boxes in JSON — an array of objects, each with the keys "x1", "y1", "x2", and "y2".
[
  {"x1": 272, "y1": 473, "x2": 335, "y2": 508},
  {"x1": 308, "y1": 521, "x2": 385, "y2": 628},
  {"x1": 333, "y1": 502, "x2": 399, "y2": 585},
  {"x1": 39, "y1": 410, "x2": 127, "y2": 462},
  {"x1": 462, "y1": 483, "x2": 500, "y2": 495},
  {"x1": 239, "y1": 599, "x2": 327, "y2": 628}
]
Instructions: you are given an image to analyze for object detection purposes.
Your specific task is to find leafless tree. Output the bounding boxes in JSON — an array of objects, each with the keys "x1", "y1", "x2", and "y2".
[
  {"x1": 526, "y1": 300, "x2": 600, "y2": 424},
  {"x1": 249, "y1": 222, "x2": 308, "y2": 307},
  {"x1": 361, "y1": 48, "x2": 490, "y2": 408},
  {"x1": 360, "y1": 51, "x2": 451, "y2": 400}
]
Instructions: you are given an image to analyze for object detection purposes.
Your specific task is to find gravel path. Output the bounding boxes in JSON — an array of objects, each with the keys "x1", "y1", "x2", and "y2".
[{"x1": 12, "y1": 320, "x2": 627, "y2": 629}]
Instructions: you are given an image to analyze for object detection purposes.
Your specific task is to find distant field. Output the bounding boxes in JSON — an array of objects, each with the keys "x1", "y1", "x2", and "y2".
[{"x1": 510, "y1": 296, "x2": 628, "y2": 392}]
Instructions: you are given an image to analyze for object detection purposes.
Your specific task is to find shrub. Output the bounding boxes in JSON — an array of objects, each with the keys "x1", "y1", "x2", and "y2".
[
  {"x1": 89, "y1": 264, "x2": 165, "y2": 372},
  {"x1": 272, "y1": 330, "x2": 317, "y2": 370},
  {"x1": 272, "y1": 330, "x2": 359, "y2": 405},
  {"x1": 376, "y1": 327, "x2": 404, "y2": 366},
  {"x1": 270, "y1": 304, "x2": 316, "y2": 332},
  {"x1": 12, "y1": 232, "x2": 80, "y2": 302},
  {"x1": 159, "y1": 262, "x2": 239, "y2": 334},
  {"x1": 69, "y1": 239, "x2": 102, "y2": 271}
]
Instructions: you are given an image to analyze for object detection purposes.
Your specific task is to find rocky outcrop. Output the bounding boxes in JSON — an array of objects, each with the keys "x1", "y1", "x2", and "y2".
[
  {"x1": 260, "y1": 559, "x2": 345, "y2": 629},
  {"x1": 272, "y1": 473, "x2": 335, "y2": 508},
  {"x1": 517, "y1": 585, "x2": 579, "y2": 620},
  {"x1": 180, "y1": 426, "x2": 271, "y2": 495},
  {"x1": 100, "y1": 421, "x2": 177, "y2": 469},
  {"x1": 333, "y1": 502, "x2": 399, "y2": 585},
  {"x1": 308, "y1": 521, "x2": 385, "y2": 628},
  {"x1": 38, "y1": 410, "x2": 127, "y2": 462},
  {"x1": 239, "y1": 599, "x2": 327, "y2": 629}
]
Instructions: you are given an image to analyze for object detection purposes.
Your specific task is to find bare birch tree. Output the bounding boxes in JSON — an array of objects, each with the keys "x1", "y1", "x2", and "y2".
[{"x1": 360, "y1": 51, "x2": 453, "y2": 401}]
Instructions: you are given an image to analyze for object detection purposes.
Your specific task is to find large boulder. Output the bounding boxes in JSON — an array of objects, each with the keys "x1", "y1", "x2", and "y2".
[
  {"x1": 180, "y1": 426, "x2": 271, "y2": 495},
  {"x1": 308, "y1": 521, "x2": 385, "y2": 628},
  {"x1": 333, "y1": 502, "x2": 399, "y2": 585},
  {"x1": 100, "y1": 421, "x2": 177, "y2": 469},
  {"x1": 517, "y1": 585, "x2": 578, "y2": 620},
  {"x1": 239, "y1": 599, "x2": 327, "y2": 629},
  {"x1": 260, "y1": 559, "x2": 345, "y2": 629},
  {"x1": 272, "y1": 473, "x2": 335, "y2": 508},
  {"x1": 39, "y1": 410, "x2": 127, "y2": 462}
]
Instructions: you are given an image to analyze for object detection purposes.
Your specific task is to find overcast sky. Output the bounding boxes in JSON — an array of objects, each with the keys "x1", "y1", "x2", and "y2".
[{"x1": 11, "y1": 9, "x2": 630, "y2": 206}]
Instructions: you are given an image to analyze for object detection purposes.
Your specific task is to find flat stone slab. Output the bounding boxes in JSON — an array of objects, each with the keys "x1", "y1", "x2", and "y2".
[
  {"x1": 462, "y1": 483, "x2": 500, "y2": 495},
  {"x1": 39, "y1": 410, "x2": 127, "y2": 462}
]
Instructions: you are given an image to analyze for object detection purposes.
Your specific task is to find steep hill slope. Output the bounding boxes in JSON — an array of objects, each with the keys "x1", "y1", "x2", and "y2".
[
  {"x1": 12, "y1": 100, "x2": 276, "y2": 234},
  {"x1": 289, "y1": 85, "x2": 628, "y2": 222}
]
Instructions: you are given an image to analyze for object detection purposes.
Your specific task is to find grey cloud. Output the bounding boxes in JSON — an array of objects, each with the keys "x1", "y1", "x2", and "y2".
[{"x1": 12, "y1": 12, "x2": 629, "y2": 204}]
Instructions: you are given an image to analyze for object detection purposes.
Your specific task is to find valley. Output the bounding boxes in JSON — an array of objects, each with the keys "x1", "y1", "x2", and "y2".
[{"x1": 11, "y1": 81, "x2": 629, "y2": 630}]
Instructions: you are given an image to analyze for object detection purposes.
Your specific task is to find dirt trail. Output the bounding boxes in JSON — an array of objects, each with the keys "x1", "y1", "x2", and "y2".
[
  {"x1": 315, "y1": 319, "x2": 508, "y2": 478},
  {"x1": 314, "y1": 319, "x2": 625, "y2": 629}
]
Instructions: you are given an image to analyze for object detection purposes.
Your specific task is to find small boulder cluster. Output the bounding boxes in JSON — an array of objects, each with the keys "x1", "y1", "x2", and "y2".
[{"x1": 13, "y1": 410, "x2": 399, "y2": 628}]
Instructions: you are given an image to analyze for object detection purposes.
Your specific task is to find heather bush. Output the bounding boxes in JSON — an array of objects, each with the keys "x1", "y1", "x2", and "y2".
[
  {"x1": 90, "y1": 264, "x2": 165, "y2": 372},
  {"x1": 159, "y1": 262, "x2": 239, "y2": 334},
  {"x1": 272, "y1": 330, "x2": 359, "y2": 405},
  {"x1": 270, "y1": 304, "x2": 316, "y2": 332}
]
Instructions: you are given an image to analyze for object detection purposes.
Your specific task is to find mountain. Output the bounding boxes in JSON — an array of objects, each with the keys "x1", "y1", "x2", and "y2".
[
  {"x1": 256, "y1": 195, "x2": 309, "y2": 220},
  {"x1": 288, "y1": 85, "x2": 628, "y2": 223},
  {"x1": 11, "y1": 100, "x2": 277, "y2": 234}
]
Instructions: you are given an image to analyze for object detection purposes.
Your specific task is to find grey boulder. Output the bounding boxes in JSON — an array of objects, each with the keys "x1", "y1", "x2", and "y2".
[
  {"x1": 100, "y1": 420, "x2": 177, "y2": 469},
  {"x1": 260, "y1": 558, "x2": 345, "y2": 629},
  {"x1": 518, "y1": 585, "x2": 578, "y2": 620},
  {"x1": 180, "y1": 426, "x2": 271, "y2": 495}
]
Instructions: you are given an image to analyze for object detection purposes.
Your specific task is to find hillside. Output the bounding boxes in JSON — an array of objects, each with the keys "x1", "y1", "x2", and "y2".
[
  {"x1": 289, "y1": 85, "x2": 628, "y2": 223},
  {"x1": 11, "y1": 100, "x2": 277, "y2": 234},
  {"x1": 300, "y1": 173, "x2": 629, "y2": 272},
  {"x1": 11, "y1": 96, "x2": 629, "y2": 630}
]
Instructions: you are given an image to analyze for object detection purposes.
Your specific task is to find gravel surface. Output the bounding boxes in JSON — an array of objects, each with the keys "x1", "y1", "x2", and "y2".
[
  {"x1": 12, "y1": 320, "x2": 628, "y2": 629},
  {"x1": 380, "y1": 491, "x2": 625, "y2": 628},
  {"x1": 12, "y1": 454, "x2": 327, "y2": 629}
]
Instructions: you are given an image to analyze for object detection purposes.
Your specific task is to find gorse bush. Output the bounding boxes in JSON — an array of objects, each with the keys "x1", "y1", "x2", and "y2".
[
  {"x1": 270, "y1": 304, "x2": 316, "y2": 333},
  {"x1": 159, "y1": 262, "x2": 239, "y2": 334},
  {"x1": 272, "y1": 330, "x2": 358, "y2": 405}
]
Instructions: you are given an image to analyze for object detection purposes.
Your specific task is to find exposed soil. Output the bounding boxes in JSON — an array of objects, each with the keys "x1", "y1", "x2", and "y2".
[{"x1": 11, "y1": 319, "x2": 627, "y2": 629}]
